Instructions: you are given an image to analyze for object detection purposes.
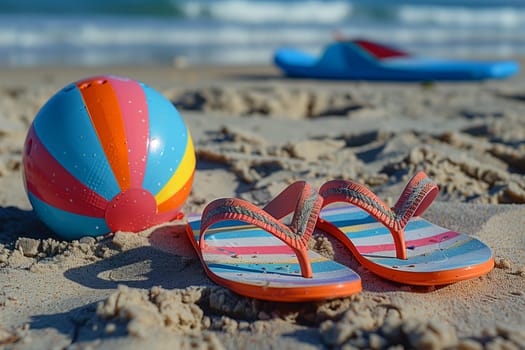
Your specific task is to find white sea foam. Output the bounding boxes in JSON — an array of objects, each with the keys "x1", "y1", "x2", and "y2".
[
  {"x1": 0, "y1": 18, "x2": 330, "y2": 48},
  {"x1": 398, "y1": 5, "x2": 525, "y2": 28},
  {"x1": 182, "y1": 0, "x2": 352, "y2": 24},
  {"x1": 1, "y1": 1, "x2": 525, "y2": 67}
]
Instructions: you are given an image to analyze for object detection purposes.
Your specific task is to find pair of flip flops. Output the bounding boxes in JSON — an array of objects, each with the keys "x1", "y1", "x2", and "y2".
[{"x1": 185, "y1": 172, "x2": 494, "y2": 302}]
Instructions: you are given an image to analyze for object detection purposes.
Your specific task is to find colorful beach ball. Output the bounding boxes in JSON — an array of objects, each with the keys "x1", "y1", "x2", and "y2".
[{"x1": 22, "y1": 75, "x2": 196, "y2": 240}]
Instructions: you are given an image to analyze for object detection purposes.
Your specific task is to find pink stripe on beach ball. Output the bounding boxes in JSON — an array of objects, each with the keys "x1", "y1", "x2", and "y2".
[{"x1": 105, "y1": 76, "x2": 150, "y2": 188}]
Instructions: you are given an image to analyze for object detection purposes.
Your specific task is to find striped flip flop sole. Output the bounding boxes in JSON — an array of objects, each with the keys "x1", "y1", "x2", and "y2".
[
  {"x1": 187, "y1": 214, "x2": 362, "y2": 301},
  {"x1": 319, "y1": 205, "x2": 494, "y2": 285}
]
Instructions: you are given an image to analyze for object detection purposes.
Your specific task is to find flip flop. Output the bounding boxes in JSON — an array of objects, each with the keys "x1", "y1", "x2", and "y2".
[
  {"x1": 185, "y1": 181, "x2": 362, "y2": 302},
  {"x1": 317, "y1": 172, "x2": 494, "y2": 286},
  {"x1": 273, "y1": 39, "x2": 519, "y2": 81}
]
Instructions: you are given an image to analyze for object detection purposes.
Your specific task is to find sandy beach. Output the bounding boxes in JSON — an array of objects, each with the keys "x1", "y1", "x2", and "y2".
[{"x1": 1, "y1": 64, "x2": 524, "y2": 350}]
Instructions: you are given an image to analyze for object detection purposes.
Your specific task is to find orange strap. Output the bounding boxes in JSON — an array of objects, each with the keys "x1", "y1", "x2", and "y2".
[
  {"x1": 319, "y1": 171, "x2": 439, "y2": 260},
  {"x1": 199, "y1": 181, "x2": 323, "y2": 278}
]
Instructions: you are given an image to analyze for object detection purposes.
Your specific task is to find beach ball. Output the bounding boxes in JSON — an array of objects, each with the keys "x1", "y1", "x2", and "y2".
[{"x1": 22, "y1": 75, "x2": 196, "y2": 240}]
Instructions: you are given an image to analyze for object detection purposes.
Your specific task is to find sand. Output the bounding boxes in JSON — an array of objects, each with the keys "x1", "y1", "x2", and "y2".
[{"x1": 1, "y1": 64, "x2": 524, "y2": 350}]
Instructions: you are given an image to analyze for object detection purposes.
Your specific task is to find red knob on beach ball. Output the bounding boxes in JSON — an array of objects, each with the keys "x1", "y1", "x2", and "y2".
[{"x1": 22, "y1": 75, "x2": 196, "y2": 240}]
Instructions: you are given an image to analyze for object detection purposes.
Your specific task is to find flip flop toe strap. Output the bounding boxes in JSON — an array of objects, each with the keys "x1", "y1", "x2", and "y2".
[
  {"x1": 199, "y1": 181, "x2": 323, "y2": 278},
  {"x1": 319, "y1": 171, "x2": 439, "y2": 260},
  {"x1": 392, "y1": 171, "x2": 439, "y2": 228}
]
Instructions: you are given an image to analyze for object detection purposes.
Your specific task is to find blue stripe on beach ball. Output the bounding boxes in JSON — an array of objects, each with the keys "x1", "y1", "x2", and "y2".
[
  {"x1": 28, "y1": 192, "x2": 110, "y2": 239},
  {"x1": 141, "y1": 84, "x2": 189, "y2": 195}
]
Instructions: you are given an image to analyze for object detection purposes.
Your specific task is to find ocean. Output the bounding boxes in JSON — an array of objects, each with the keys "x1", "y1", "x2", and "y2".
[{"x1": 2, "y1": 0, "x2": 525, "y2": 67}]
